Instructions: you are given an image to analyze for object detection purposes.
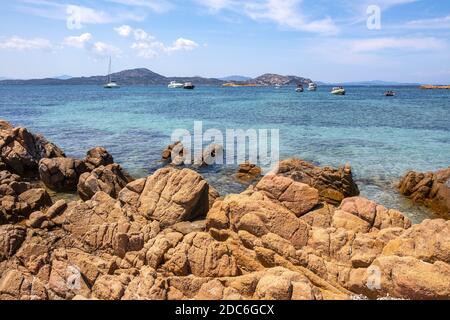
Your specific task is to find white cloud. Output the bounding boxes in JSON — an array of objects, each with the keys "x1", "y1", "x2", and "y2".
[
  {"x1": 17, "y1": 1, "x2": 144, "y2": 27},
  {"x1": 196, "y1": 0, "x2": 339, "y2": 35},
  {"x1": 115, "y1": 25, "x2": 133, "y2": 37},
  {"x1": 62, "y1": 33, "x2": 121, "y2": 57},
  {"x1": 114, "y1": 25, "x2": 154, "y2": 41},
  {"x1": 115, "y1": 25, "x2": 199, "y2": 58},
  {"x1": 405, "y1": 15, "x2": 450, "y2": 29},
  {"x1": 66, "y1": 5, "x2": 111, "y2": 28},
  {"x1": 91, "y1": 41, "x2": 121, "y2": 57},
  {"x1": 0, "y1": 36, "x2": 54, "y2": 51},
  {"x1": 63, "y1": 33, "x2": 93, "y2": 48},
  {"x1": 131, "y1": 41, "x2": 160, "y2": 58},
  {"x1": 166, "y1": 38, "x2": 199, "y2": 52},
  {"x1": 350, "y1": 37, "x2": 447, "y2": 53},
  {"x1": 106, "y1": 0, "x2": 172, "y2": 13},
  {"x1": 304, "y1": 36, "x2": 448, "y2": 66},
  {"x1": 134, "y1": 28, "x2": 152, "y2": 41}
]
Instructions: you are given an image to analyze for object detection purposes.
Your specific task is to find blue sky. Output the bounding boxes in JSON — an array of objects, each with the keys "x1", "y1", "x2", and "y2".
[{"x1": 0, "y1": 0, "x2": 449, "y2": 83}]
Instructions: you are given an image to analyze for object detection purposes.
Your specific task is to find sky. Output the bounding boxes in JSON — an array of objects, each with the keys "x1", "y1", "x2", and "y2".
[{"x1": 0, "y1": 0, "x2": 450, "y2": 83}]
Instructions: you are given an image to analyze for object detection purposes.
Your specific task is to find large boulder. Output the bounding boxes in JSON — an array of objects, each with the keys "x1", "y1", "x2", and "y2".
[
  {"x1": 124, "y1": 168, "x2": 210, "y2": 227},
  {"x1": 276, "y1": 158, "x2": 359, "y2": 205},
  {"x1": 0, "y1": 120, "x2": 64, "y2": 176},
  {"x1": 77, "y1": 164, "x2": 133, "y2": 201},
  {"x1": 254, "y1": 174, "x2": 320, "y2": 217},
  {"x1": 0, "y1": 170, "x2": 52, "y2": 224},
  {"x1": 39, "y1": 158, "x2": 87, "y2": 191},
  {"x1": 84, "y1": 147, "x2": 114, "y2": 171},
  {"x1": 399, "y1": 168, "x2": 450, "y2": 218}
]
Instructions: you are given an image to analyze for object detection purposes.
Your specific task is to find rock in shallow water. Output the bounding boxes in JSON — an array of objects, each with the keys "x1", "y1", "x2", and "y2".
[
  {"x1": 0, "y1": 120, "x2": 64, "y2": 176},
  {"x1": 277, "y1": 158, "x2": 360, "y2": 205},
  {"x1": 0, "y1": 122, "x2": 449, "y2": 300},
  {"x1": 399, "y1": 167, "x2": 450, "y2": 218}
]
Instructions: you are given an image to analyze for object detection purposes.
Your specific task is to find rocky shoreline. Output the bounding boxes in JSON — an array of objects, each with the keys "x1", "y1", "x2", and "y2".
[{"x1": 1, "y1": 119, "x2": 449, "y2": 300}]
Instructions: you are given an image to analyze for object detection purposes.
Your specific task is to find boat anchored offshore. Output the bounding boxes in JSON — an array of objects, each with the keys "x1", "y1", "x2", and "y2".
[
  {"x1": 168, "y1": 81, "x2": 184, "y2": 89},
  {"x1": 104, "y1": 57, "x2": 120, "y2": 89},
  {"x1": 183, "y1": 82, "x2": 195, "y2": 90},
  {"x1": 331, "y1": 86, "x2": 345, "y2": 95},
  {"x1": 385, "y1": 90, "x2": 396, "y2": 96},
  {"x1": 308, "y1": 82, "x2": 317, "y2": 91},
  {"x1": 295, "y1": 84, "x2": 304, "y2": 92}
]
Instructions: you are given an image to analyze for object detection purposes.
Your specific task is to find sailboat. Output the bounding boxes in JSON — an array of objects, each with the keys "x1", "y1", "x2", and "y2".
[{"x1": 104, "y1": 57, "x2": 120, "y2": 89}]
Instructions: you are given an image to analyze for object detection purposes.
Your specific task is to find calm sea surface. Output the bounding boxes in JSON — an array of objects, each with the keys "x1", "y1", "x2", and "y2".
[{"x1": 1, "y1": 84, "x2": 449, "y2": 223}]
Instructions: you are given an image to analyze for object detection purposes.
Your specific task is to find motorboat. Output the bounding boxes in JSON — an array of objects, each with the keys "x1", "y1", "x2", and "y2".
[
  {"x1": 295, "y1": 84, "x2": 304, "y2": 92},
  {"x1": 104, "y1": 57, "x2": 120, "y2": 89},
  {"x1": 385, "y1": 90, "x2": 396, "y2": 96},
  {"x1": 308, "y1": 82, "x2": 317, "y2": 91},
  {"x1": 168, "y1": 81, "x2": 184, "y2": 89},
  {"x1": 331, "y1": 86, "x2": 346, "y2": 95},
  {"x1": 183, "y1": 82, "x2": 195, "y2": 90}
]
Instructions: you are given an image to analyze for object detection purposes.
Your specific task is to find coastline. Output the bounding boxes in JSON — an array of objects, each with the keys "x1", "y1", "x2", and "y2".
[{"x1": 1, "y1": 119, "x2": 450, "y2": 300}]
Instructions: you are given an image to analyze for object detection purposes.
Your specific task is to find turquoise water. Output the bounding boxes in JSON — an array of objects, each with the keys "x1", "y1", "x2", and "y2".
[{"x1": 1, "y1": 84, "x2": 449, "y2": 223}]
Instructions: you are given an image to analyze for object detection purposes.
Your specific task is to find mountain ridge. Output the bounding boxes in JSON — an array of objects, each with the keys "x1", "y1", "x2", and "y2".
[{"x1": 0, "y1": 68, "x2": 313, "y2": 86}]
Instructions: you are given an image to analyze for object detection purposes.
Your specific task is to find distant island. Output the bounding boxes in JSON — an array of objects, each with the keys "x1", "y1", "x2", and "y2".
[
  {"x1": 0, "y1": 69, "x2": 430, "y2": 88},
  {"x1": 219, "y1": 75, "x2": 252, "y2": 82},
  {"x1": 421, "y1": 85, "x2": 450, "y2": 89},
  {"x1": 0, "y1": 69, "x2": 312, "y2": 86},
  {"x1": 319, "y1": 80, "x2": 421, "y2": 86}
]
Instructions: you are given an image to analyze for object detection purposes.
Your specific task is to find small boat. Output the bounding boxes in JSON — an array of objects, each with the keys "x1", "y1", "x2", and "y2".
[
  {"x1": 308, "y1": 82, "x2": 317, "y2": 91},
  {"x1": 295, "y1": 84, "x2": 304, "y2": 92},
  {"x1": 183, "y1": 82, "x2": 195, "y2": 90},
  {"x1": 275, "y1": 84, "x2": 281, "y2": 89},
  {"x1": 331, "y1": 86, "x2": 345, "y2": 95},
  {"x1": 104, "y1": 57, "x2": 120, "y2": 89},
  {"x1": 168, "y1": 81, "x2": 184, "y2": 89},
  {"x1": 385, "y1": 90, "x2": 396, "y2": 96}
]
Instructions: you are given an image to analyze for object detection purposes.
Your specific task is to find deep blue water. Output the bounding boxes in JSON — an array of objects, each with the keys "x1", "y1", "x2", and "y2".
[{"x1": 1, "y1": 84, "x2": 449, "y2": 223}]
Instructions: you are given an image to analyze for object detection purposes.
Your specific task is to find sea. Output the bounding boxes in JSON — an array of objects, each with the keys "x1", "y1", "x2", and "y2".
[{"x1": 1, "y1": 84, "x2": 449, "y2": 223}]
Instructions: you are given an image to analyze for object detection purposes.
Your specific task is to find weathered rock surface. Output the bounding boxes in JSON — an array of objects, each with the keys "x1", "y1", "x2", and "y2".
[
  {"x1": 277, "y1": 158, "x2": 360, "y2": 205},
  {"x1": 399, "y1": 168, "x2": 450, "y2": 218},
  {"x1": 162, "y1": 141, "x2": 183, "y2": 163},
  {"x1": 84, "y1": 147, "x2": 114, "y2": 171},
  {"x1": 0, "y1": 120, "x2": 64, "y2": 176},
  {"x1": 77, "y1": 164, "x2": 133, "y2": 201},
  {"x1": 0, "y1": 170, "x2": 52, "y2": 224},
  {"x1": 39, "y1": 158, "x2": 87, "y2": 191},
  {"x1": 235, "y1": 162, "x2": 262, "y2": 182},
  {"x1": 120, "y1": 167, "x2": 210, "y2": 227},
  {"x1": 0, "y1": 124, "x2": 449, "y2": 301}
]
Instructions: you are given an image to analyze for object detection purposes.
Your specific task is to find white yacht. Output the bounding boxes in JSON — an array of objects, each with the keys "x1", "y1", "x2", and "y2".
[
  {"x1": 308, "y1": 82, "x2": 318, "y2": 91},
  {"x1": 295, "y1": 84, "x2": 304, "y2": 92},
  {"x1": 104, "y1": 57, "x2": 120, "y2": 89},
  {"x1": 331, "y1": 87, "x2": 346, "y2": 95},
  {"x1": 168, "y1": 81, "x2": 184, "y2": 89}
]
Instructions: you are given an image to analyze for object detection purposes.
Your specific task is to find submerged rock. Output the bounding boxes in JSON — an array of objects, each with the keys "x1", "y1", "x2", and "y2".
[
  {"x1": 0, "y1": 120, "x2": 449, "y2": 301},
  {"x1": 399, "y1": 167, "x2": 450, "y2": 218},
  {"x1": 235, "y1": 162, "x2": 262, "y2": 182}
]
